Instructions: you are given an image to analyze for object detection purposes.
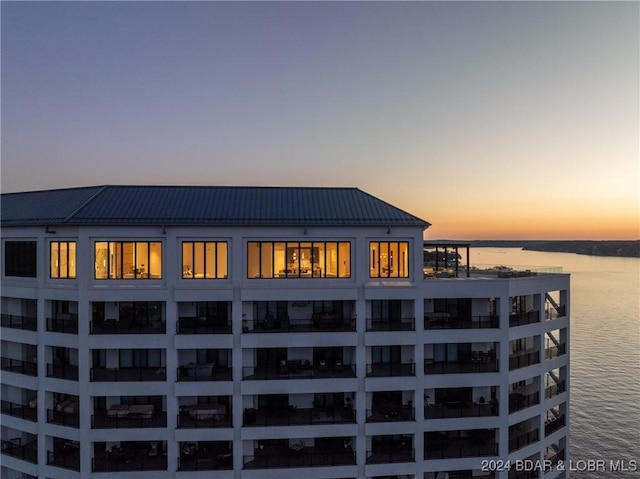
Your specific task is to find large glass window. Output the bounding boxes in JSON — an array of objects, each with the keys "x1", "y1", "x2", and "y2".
[
  {"x1": 50, "y1": 241, "x2": 76, "y2": 279},
  {"x1": 369, "y1": 241, "x2": 409, "y2": 278},
  {"x1": 94, "y1": 241, "x2": 162, "y2": 279},
  {"x1": 247, "y1": 241, "x2": 351, "y2": 279},
  {"x1": 182, "y1": 241, "x2": 228, "y2": 279},
  {"x1": 4, "y1": 241, "x2": 37, "y2": 277}
]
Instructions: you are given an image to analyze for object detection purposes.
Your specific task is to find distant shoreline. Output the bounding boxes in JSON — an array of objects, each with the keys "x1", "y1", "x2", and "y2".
[{"x1": 466, "y1": 240, "x2": 640, "y2": 258}]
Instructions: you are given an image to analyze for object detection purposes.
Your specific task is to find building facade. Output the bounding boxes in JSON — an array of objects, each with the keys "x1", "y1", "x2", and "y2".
[{"x1": 1, "y1": 186, "x2": 569, "y2": 479}]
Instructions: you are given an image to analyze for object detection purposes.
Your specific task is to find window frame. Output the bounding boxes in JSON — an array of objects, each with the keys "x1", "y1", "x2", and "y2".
[
  {"x1": 4, "y1": 240, "x2": 37, "y2": 277},
  {"x1": 181, "y1": 241, "x2": 228, "y2": 279},
  {"x1": 369, "y1": 241, "x2": 410, "y2": 278},
  {"x1": 50, "y1": 241, "x2": 77, "y2": 279},
  {"x1": 94, "y1": 241, "x2": 162, "y2": 280},
  {"x1": 247, "y1": 240, "x2": 351, "y2": 279}
]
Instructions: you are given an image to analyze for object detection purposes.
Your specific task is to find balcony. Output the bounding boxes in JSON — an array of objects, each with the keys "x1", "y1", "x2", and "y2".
[
  {"x1": 176, "y1": 317, "x2": 231, "y2": 334},
  {"x1": 424, "y1": 430, "x2": 498, "y2": 459},
  {"x1": 509, "y1": 310, "x2": 540, "y2": 327},
  {"x1": 366, "y1": 362, "x2": 415, "y2": 377},
  {"x1": 366, "y1": 448, "x2": 414, "y2": 464},
  {"x1": 243, "y1": 361, "x2": 355, "y2": 380},
  {"x1": 1, "y1": 400, "x2": 37, "y2": 422},
  {"x1": 0, "y1": 357, "x2": 37, "y2": 376},
  {"x1": 92, "y1": 407, "x2": 167, "y2": 429},
  {"x1": 1, "y1": 314, "x2": 37, "y2": 331},
  {"x1": 90, "y1": 319, "x2": 166, "y2": 334},
  {"x1": 46, "y1": 315, "x2": 78, "y2": 334},
  {"x1": 92, "y1": 444, "x2": 167, "y2": 472},
  {"x1": 244, "y1": 405, "x2": 355, "y2": 426},
  {"x1": 244, "y1": 315, "x2": 355, "y2": 333},
  {"x1": 47, "y1": 363, "x2": 79, "y2": 381},
  {"x1": 91, "y1": 366, "x2": 166, "y2": 382},
  {"x1": 509, "y1": 391, "x2": 540, "y2": 414},
  {"x1": 47, "y1": 445, "x2": 80, "y2": 471},
  {"x1": 546, "y1": 305, "x2": 566, "y2": 320},
  {"x1": 366, "y1": 317, "x2": 415, "y2": 332},
  {"x1": 425, "y1": 401, "x2": 497, "y2": 419},
  {"x1": 177, "y1": 364, "x2": 232, "y2": 382},
  {"x1": 424, "y1": 313, "x2": 499, "y2": 330},
  {"x1": 545, "y1": 380, "x2": 566, "y2": 399},
  {"x1": 546, "y1": 344, "x2": 567, "y2": 360},
  {"x1": 545, "y1": 415, "x2": 566, "y2": 436},
  {"x1": 509, "y1": 350, "x2": 540, "y2": 370},
  {"x1": 243, "y1": 444, "x2": 356, "y2": 469},
  {"x1": 178, "y1": 403, "x2": 232, "y2": 428},
  {"x1": 508, "y1": 429, "x2": 539, "y2": 452},
  {"x1": 366, "y1": 405, "x2": 415, "y2": 422},
  {"x1": 1, "y1": 438, "x2": 38, "y2": 464},
  {"x1": 178, "y1": 443, "x2": 233, "y2": 471},
  {"x1": 425, "y1": 357, "x2": 498, "y2": 374}
]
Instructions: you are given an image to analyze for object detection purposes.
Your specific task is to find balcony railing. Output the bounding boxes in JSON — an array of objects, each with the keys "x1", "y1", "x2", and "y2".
[
  {"x1": 1, "y1": 438, "x2": 38, "y2": 464},
  {"x1": 243, "y1": 317, "x2": 356, "y2": 333},
  {"x1": 545, "y1": 381, "x2": 566, "y2": 399},
  {"x1": 508, "y1": 429, "x2": 539, "y2": 452},
  {"x1": 47, "y1": 449, "x2": 80, "y2": 471},
  {"x1": 509, "y1": 310, "x2": 540, "y2": 327},
  {"x1": 92, "y1": 451, "x2": 167, "y2": 472},
  {"x1": 366, "y1": 317, "x2": 415, "y2": 331},
  {"x1": 509, "y1": 351, "x2": 540, "y2": 371},
  {"x1": 178, "y1": 452, "x2": 233, "y2": 471},
  {"x1": 546, "y1": 305, "x2": 566, "y2": 320},
  {"x1": 366, "y1": 362, "x2": 415, "y2": 377},
  {"x1": 46, "y1": 315, "x2": 78, "y2": 334},
  {"x1": 545, "y1": 415, "x2": 566, "y2": 436},
  {"x1": 1, "y1": 314, "x2": 37, "y2": 331},
  {"x1": 366, "y1": 448, "x2": 415, "y2": 464},
  {"x1": 91, "y1": 366, "x2": 166, "y2": 382},
  {"x1": 425, "y1": 436, "x2": 498, "y2": 459},
  {"x1": 425, "y1": 358, "x2": 498, "y2": 374},
  {"x1": 424, "y1": 314, "x2": 499, "y2": 330},
  {"x1": 509, "y1": 391, "x2": 540, "y2": 413},
  {"x1": 176, "y1": 317, "x2": 232, "y2": 334},
  {"x1": 1, "y1": 400, "x2": 37, "y2": 421},
  {"x1": 47, "y1": 363, "x2": 79, "y2": 381},
  {"x1": 244, "y1": 406, "x2": 355, "y2": 427},
  {"x1": 0, "y1": 357, "x2": 38, "y2": 376},
  {"x1": 243, "y1": 447, "x2": 356, "y2": 469},
  {"x1": 178, "y1": 409, "x2": 232, "y2": 428},
  {"x1": 90, "y1": 320, "x2": 166, "y2": 334},
  {"x1": 366, "y1": 406, "x2": 415, "y2": 422},
  {"x1": 92, "y1": 411, "x2": 167, "y2": 429},
  {"x1": 47, "y1": 408, "x2": 80, "y2": 428},
  {"x1": 177, "y1": 365, "x2": 232, "y2": 382},
  {"x1": 243, "y1": 363, "x2": 356, "y2": 380},
  {"x1": 425, "y1": 401, "x2": 497, "y2": 419},
  {"x1": 545, "y1": 344, "x2": 567, "y2": 360}
]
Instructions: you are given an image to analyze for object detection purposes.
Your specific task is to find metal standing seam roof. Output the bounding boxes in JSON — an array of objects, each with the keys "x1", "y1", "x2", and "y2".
[{"x1": 1, "y1": 185, "x2": 430, "y2": 228}]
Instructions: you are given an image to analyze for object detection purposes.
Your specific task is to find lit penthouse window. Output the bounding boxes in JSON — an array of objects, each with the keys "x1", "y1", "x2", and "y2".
[
  {"x1": 247, "y1": 241, "x2": 351, "y2": 279},
  {"x1": 50, "y1": 241, "x2": 76, "y2": 279},
  {"x1": 181, "y1": 241, "x2": 228, "y2": 279},
  {"x1": 94, "y1": 242, "x2": 162, "y2": 279},
  {"x1": 369, "y1": 241, "x2": 409, "y2": 278}
]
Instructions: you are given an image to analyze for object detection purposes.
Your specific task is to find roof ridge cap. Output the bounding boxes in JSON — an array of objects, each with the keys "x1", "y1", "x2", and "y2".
[{"x1": 60, "y1": 185, "x2": 109, "y2": 223}]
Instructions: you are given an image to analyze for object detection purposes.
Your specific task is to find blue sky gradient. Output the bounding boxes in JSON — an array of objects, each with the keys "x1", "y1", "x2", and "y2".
[{"x1": 2, "y1": 1, "x2": 638, "y2": 239}]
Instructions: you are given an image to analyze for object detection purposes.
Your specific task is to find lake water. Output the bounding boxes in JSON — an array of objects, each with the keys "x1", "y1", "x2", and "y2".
[{"x1": 472, "y1": 248, "x2": 640, "y2": 478}]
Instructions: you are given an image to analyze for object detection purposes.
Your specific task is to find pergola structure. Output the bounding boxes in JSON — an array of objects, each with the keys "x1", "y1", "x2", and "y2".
[{"x1": 423, "y1": 242, "x2": 471, "y2": 278}]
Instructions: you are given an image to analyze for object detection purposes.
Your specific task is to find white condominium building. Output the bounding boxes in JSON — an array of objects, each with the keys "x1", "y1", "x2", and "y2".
[{"x1": 1, "y1": 185, "x2": 569, "y2": 479}]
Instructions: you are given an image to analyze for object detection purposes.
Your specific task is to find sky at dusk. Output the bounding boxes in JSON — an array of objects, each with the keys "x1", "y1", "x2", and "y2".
[{"x1": 1, "y1": 1, "x2": 638, "y2": 240}]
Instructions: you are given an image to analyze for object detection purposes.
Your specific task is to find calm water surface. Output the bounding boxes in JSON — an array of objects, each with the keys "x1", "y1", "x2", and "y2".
[{"x1": 473, "y1": 248, "x2": 640, "y2": 478}]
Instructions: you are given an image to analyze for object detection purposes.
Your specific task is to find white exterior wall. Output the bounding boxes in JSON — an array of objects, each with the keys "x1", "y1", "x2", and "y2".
[{"x1": 1, "y1": 223, "x2": 569, "y2": 479}]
